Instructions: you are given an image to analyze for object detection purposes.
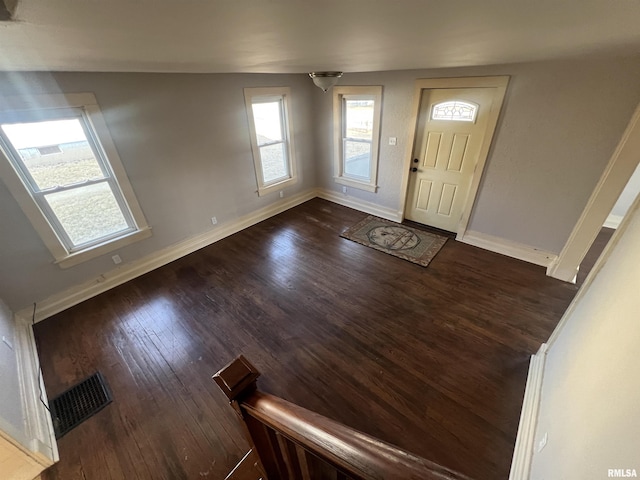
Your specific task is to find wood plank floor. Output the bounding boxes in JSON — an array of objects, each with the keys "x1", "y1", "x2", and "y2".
[
  {"x1": 577, "y1": 226, "x2": 615, "y2": 287},
  {"x1": 34, "y1": 198, "x2": 578, "y2": 480}
]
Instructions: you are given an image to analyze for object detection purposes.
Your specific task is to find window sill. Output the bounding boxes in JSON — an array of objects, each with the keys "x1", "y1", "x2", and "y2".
[
  {"x1": 334, "y1": 176, "x2": 378, "y2": 193},
  {"x1": 55, "y1": 227, "x2": 152, "y2": 269},
  {"x1": 257, "y1": 176, "x2": 297, "y2": 197}
]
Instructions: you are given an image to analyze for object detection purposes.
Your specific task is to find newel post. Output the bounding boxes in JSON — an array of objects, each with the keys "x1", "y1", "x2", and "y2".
[
  {"x1": 213, "y1": 356, "x2": 277, "y2": 479},
  {"x1": 213, "y1": 355, "x2": 261, "y2": 416}
]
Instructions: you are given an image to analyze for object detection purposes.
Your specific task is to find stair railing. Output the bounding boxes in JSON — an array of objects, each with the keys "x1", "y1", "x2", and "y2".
[{"x1": 214, "y1": 355, "x2": 473, "y2": 480}]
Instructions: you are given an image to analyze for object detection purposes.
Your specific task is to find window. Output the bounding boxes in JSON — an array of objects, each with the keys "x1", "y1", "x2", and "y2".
[
  {"x1": 0, "y1": 93, "x2": 151, "y2": 268},
  {"x1": 244, "y1": 87, "x2": 297, "y2": 196},
  {"x1": 431, "y1": 101, "x2": 478, "y2": 122},
  {"x1": 333, "y1": 86, "x2": 382, "y2": 193}
]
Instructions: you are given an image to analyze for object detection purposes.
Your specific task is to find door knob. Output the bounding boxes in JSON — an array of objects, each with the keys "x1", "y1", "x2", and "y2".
[
  {"x1": 413, "y1": 158, "x2": 419, "y2": 163},
  {"x1": 411, "y1": 167, "x2": 418, "y2": 172}
]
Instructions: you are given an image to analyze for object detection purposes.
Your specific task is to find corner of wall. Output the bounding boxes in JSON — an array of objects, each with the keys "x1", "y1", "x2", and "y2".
[
  {"x1": 509, "y1": 343, "x2": 548, "y2": 480},
  {"x1": 315, "y1": 188, "x2": 402, "y2": 222},
  {"x1": 13, "y1": 312, "x2": 58, "y2": 465}
]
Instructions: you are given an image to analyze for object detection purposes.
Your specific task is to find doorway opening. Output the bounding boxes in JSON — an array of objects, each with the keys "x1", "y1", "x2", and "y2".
[
  {"x1": 576, "y1": 161, "x2": 640, "y2": 286},
  {"x1": 548, "y1": 102, "x2": 640, "y2": 282}
]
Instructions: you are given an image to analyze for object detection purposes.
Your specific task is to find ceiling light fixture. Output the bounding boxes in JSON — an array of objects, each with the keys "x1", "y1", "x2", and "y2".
[{"x1": 309, "y1": 72, "x2": 343, "y2": 92}]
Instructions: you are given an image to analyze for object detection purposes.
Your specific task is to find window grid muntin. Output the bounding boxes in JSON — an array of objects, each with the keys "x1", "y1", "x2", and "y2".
[
  {"x1": 0, "y1": 108, "x2": 137, "y2": 252},
  {"x1": 38, "y1": 180, "x2": 134, "y2": 251}
]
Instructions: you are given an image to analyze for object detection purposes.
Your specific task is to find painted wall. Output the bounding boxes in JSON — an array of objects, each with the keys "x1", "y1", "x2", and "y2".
[
  {"x1": 609, "y1": 161, "x2": 640, "y2": 220},
  {"x1": 314, "y1": 56, "x2": 640, "y2": 253},
  {"x1": 0, "y1": 72, "x2": 317, "y2": 311},
  {"x1": 1, "y1": 57, "x2": 640, "y2": 312},
  {"x1": 530, "y1": 195, "x2": 640, "y2": 478},
  {"x1": 0, "y1": 299, "x2": 28, "y2": 449}
]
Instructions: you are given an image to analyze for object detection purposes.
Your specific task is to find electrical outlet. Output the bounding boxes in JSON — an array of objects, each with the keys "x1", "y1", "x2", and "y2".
[
  {"x1": 279, "y1": 190, "x2": 284, "y2": 198},
  {"x1": 388, "y1": 137, "x2": 397, "y2": 146},
  {"x1": 342, "y1": 186, "x2": 347, "y2": 194},
  {"x1": 537, "y1": 432, "x2": 548, "y2": 452},
  {"x1": 112, "y1": 254, "x2": 122, "y2": 265},
  {"x1": 2, "y1": 336, "x2": 13, "y2": 350},
  {"x1": 211, "y1": 216, "x2": 217, "y2": 225}
]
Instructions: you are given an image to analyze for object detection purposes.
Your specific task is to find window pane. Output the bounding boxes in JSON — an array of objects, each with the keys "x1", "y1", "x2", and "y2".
[
  {"x1": 259, "y1": 143, "x2": 288, "y2": 184},
  {"x1": 431, "y1": 101, "x2": 477, "y2": 122},
  {"x1": 1, "y1": 119, "x2": 105, "y2": 190},
  {"x1": 345, "y1": 99, "x2": 374, "y2": 141},
  {"x1": 251, "y1": 101, "x2": 283, "y2": 145},
  {"x1": 44, "y1": 182, "x2": 129, "y2": 247},
  {"x1": 344, "y1": 140, "x2": 371, "y2": 179}
]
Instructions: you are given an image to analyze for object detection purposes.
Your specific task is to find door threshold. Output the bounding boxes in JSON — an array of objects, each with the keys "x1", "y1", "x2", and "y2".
[{"x1": 402, "y1": 219, "x2": 456, "y2": 239}]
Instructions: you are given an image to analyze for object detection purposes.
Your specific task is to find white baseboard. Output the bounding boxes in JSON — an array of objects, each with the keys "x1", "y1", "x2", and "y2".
[
  {"x1": 12, "y1": 315, "x2": 58, "y2": 466},
  {"x1": 603, "y1": 214, "x2": 623, "y2": 229},
  {"x1": 460, "y1": 231, "x2": 558, "y2": 268},
  {"x1": 18, "y1": 190, "x2": 317, "y2": 323},
  {"x1": 545, "y1": 257, "x2": 579, "y2": 283},
  {"x1": 509, "y1": 343, "x2": 547, "y2": 480},
  {"x1": 19, "y1": 190, "x2": 557, "y2": 323},
  {"x1": 315, "y1": 188, "x2": 402, "y2": 222}
]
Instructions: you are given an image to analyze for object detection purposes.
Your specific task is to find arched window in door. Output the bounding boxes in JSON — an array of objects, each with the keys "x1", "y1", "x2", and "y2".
[{"x1": 431, "y1": 101, "x2": 478, "y2": 122}]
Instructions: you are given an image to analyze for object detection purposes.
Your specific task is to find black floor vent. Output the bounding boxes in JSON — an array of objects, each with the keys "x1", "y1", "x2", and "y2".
[{"x1": 50, "y1": 372, "x2": 112, "y2": 439}]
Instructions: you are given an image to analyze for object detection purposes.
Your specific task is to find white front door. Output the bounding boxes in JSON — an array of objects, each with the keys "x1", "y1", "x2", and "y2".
[{"x1": 405, "y1": 87, "x2": 495, "y2": 232}]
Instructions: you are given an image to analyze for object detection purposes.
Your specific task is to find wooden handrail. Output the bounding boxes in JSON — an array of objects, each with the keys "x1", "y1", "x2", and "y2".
[{"x1": 214, "y1": 356, "x2": 473, "y2": 480}]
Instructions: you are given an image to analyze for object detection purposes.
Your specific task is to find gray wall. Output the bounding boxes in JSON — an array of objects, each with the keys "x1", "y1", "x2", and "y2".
[
  {"x1": 0, "y1": 72, "x2": 317, "y2": 311},
  {"x1": 1, "y1": 57, "x2": 640, "y2": 312},
  {"x1": 0, "y1": 298, "x2": 28, "y2": 448},
  {"x1": 315, "y1": 56, "x2": 640, "y2": 252}
]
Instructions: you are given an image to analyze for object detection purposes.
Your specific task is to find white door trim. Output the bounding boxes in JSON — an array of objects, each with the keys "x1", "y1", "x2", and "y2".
[
  {"x1": 547, "y1": 101, "x2": 640, "y2": 282},
  {"x1": 399, "y1": 76, "x2": 509, "y2": 238}
]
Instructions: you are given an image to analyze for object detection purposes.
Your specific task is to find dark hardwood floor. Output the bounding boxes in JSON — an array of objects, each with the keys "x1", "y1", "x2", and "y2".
[
  {"x1": 34, "y1": 198, "x2": 578, "y2": 480},
  {"x1": 577, "y1": 226, "x2": 615, "y2": 287}
]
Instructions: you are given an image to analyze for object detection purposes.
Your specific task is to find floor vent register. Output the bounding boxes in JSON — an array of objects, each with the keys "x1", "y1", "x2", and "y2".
[{"x1": 50, "y1": 372, "x2": 112, "y2": 439}]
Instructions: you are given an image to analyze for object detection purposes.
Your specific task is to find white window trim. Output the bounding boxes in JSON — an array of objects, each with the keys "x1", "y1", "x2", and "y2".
[
  {"x1": 0, "y1": 93, "x2": 151, "y2": 269},
  {"x1": 333, "y1": 86, "x2": 383, "y2": 193},
  {"x1": 244, "y1": 87, "x2": 297, "y2": 197}
]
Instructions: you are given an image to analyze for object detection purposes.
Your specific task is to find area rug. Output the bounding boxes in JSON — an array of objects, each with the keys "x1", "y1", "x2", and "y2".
[{"x1": 340, "y1": 215, "x2": 447, "y2": 267}]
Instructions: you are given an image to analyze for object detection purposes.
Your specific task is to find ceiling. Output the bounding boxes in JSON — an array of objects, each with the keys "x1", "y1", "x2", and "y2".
[{"x1": 1, "y1": 0, "x2": 640, "y2": 74}]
